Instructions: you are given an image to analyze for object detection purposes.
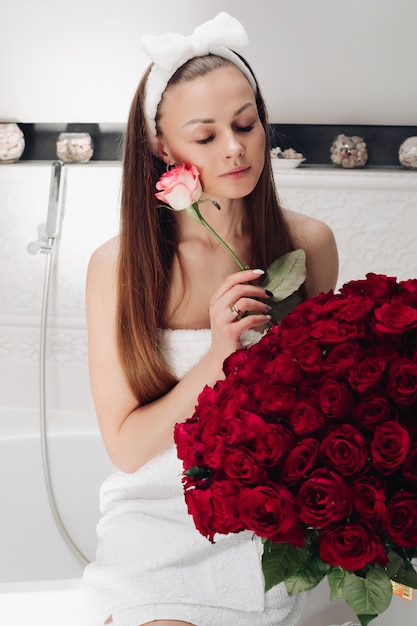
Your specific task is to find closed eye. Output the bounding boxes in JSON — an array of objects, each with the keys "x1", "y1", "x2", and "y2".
[
  {"x1": 197, "y1": 135, "x2": 215, "y2": 145},
  {"x1": 236, "y1": 124, "x2": 254, "y2": 133}
]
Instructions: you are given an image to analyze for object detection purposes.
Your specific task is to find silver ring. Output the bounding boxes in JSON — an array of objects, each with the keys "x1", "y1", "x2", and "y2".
[{"x1": 230, "y1": 303, "x2": 243, "y2": 320}]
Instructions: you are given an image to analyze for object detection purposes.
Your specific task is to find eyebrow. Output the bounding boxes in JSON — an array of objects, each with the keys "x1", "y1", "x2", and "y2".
[{"x1": 182, "y1": 102, "x2": 255, "y2": 128}]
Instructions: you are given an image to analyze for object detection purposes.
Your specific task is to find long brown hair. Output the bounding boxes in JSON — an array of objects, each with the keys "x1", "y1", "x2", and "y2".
[{"x1": 117, "y1": 54, "x2": 295, "y2": 405}]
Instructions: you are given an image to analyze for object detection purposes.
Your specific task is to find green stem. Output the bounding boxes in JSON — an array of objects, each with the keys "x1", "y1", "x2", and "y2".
[{"x1": 193, "y1": 203, "x2": 247, "y2": 271}]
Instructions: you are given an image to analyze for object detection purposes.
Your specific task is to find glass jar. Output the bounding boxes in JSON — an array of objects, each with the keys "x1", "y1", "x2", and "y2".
[
  {"x1": 56, "y1": 132, "x2": 93, "y2": 163},
  {"x1": 0, "y1": 123, "x2": 25, "y2": 163},
  {"x1": 330, "y1": 134, "x2": 368, "y2": 168},
  {"x1": 398, "y1": 137, "x2": 417, "y2": 170}
]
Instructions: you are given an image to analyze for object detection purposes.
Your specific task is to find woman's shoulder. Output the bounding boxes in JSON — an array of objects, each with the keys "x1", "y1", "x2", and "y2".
[
  {"x1": 283, "y1": 208, "x2": 334, "y2": 249},
  {"x1": 283, "y1": 208, "x2": 339, "y2": 297},
  {"x1": 87, "y1": 236, "x2": 120, "y2": 296},
  {"x1": 89, "y1": 235, "x2": 120, "y2": 267}
]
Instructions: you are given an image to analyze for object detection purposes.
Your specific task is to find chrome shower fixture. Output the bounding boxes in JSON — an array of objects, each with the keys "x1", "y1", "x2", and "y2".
[{"x1": 27, "y1": 160, "x2": 65, "y2": 256}]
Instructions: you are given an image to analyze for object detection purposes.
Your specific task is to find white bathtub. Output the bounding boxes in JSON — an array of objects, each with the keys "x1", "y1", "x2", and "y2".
[
  {"x1": 0, "y1": 408, "x2": 112, "y2": 583},
  {"x1": 0, "y1": 408, "x2": 111, "y2": 624}
]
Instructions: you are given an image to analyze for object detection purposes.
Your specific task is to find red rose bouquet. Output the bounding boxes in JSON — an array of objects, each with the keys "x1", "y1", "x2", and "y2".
[{"x1": 174, "y1": 273, "x2": 417, "y2": 626}]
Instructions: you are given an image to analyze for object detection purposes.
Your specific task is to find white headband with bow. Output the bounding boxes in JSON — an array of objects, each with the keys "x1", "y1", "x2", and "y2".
[{"x1": 141, "y1": 12, "x2": 257, "y2": 144}]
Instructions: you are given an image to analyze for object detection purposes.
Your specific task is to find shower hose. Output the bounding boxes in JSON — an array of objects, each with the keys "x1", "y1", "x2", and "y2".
[
  {"x1": 28, "y1": 160, "x2": 90, "y2": 567},
  {"x1": 39, "y1": 246, "x2": 90, "y2": 567}
]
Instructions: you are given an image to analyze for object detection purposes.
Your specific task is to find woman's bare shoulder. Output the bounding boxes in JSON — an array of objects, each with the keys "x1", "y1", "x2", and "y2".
[
  {"x1": 284, "y1": 208, "x2": 334, "y2": 247},
  {"x1": 89, "y1": 235, "x2": 120, "y2": 269},
  {"x1": 86, "y1": 236, "x2": 120, "y2": 299},
  {"x1": 283, "y1": 208, "x2": 339, "y2": 297}
]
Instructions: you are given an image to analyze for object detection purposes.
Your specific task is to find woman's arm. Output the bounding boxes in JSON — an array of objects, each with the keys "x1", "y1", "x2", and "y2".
[
  {"x1": 86, "y1": 238, "x2": 272, "y2": 473},
  {"x1": 285, "y1": 209, "x2": 339, "y2": 297}
]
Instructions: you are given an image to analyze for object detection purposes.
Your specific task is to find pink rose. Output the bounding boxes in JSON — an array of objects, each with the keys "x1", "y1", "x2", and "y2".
[{"x1": 155, "y1": 163, "x2": 202, "y2": 210}]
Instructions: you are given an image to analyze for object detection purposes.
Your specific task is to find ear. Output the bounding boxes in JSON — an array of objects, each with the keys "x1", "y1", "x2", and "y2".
[{"x1": 156, "y1": 139, "x2": 175, "y2": 165}]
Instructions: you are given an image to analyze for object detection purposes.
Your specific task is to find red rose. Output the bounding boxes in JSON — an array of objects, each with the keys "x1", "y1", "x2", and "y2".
[
  {"x1": 281, "y1": 438, "x2": 320, "y2": 484},
  {"x1": 399, "y1": 278, "x2": 417, "y2": 294},
  {"x1": 352, "y1": 394, "x2": 393, "y2": 430},
  {"x1": 252, "y1": 422, "x2": 295, "y2": 466},
  {"x1": 332, "y1": 296, "x2": 375, "y2": 326},
  {"x1": 253, "y1": 379, "x2": 297, "y2": 417},
  {"x1": 264, "y1": 351, "x2": 303, "y2": 385},
  {"x1": 202, "y1": 435, "x2": 227, "y2": 469},
  {"x1": 224, "y1": 448, "x2": 267, "y2": 486},
  {"x1": 353, "y1": 475, "x2": 387, "y2": 523},
  {"x1": 402, "y1": 446, "x2": 417, "y2": 487},
  {"x1": 297, "y1": 468, "x2": 352, "y2": 527},
  {"x1": 322, "y1": 341, "x2": 361, "y2": 377},
  {"x1": 318, "y1": 379, "x2": 354, "y2": 420},
  {"x1": 387, "y1": 358, "x2": 417, "y2": 406},
  {"x1": 373, "y1": 301, "x2": 417, "y2": 335},
  {"x1": 289, "y1": 401, "x2": 327, "y2": 436},
  {"x1": 216, "y1": 378, "x2": 256, "y2": 412},
  {"x1": 370, "y1": 420, "x2": 411, "y2": 474},
  {"x1": 185, "y1": 486, "x2": 215, "y2": 541},
  {"x1": 174, "y1": 420, "x2": 205, "y2": 469},
  {"x1": 310, "y1": 319, "x2": 359, "y2": 345},
  {"x1": 320, "y1": 424, "x2": 367, "y2": 476},
  {"x1": 348, "y1": 356, "x2": 387, "y2": 395},
  {"x1": 398, "y1": 279, "x2": 417, "y2": 307},
  {"x1": 319, "y1": 521, "x2": 388, "y2": 570},
  {"x1": 223, "y1": 409, "x2": 265, "y2": 446},
  {"x1": 223, "y1": 347, "x2": 249, "y2": 376},
  {"x1": 240, "y1": 484, "x2": 305, "y2": 546},
  {"x1": 279, "y1": 322, "x2": 310, "y2": 350},
  {"x1": 292, "y1": 340, "x2": 323, "y2": 375},
  {"x1": 386, "y1": 491, "x2": 417, "y2": 547},
  {"x1": 210, "y1": 480, "x2": 245, "y2": 535},
  {"x1": 339, "y1": 273, "x2": 399, "y2": 300}
]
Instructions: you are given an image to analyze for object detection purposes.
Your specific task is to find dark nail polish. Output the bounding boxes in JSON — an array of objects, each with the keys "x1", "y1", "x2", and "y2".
[{"x1": 265, "y1": 290, "x2": 274, "y2": 298}]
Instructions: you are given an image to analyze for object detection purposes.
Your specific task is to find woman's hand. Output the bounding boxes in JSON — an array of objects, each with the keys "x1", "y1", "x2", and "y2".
[{"x1": 208, "y1": 268, "x2": 272, "y2": 364}]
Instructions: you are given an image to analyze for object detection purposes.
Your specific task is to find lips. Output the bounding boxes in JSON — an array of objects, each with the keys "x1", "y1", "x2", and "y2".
[{"x1": 222, "y1": 166, "x2": 251, "y2": 177}]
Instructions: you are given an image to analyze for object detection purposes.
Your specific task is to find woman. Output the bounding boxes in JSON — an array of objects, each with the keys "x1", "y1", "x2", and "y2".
[{"x1": 82, "y1": 12, "x2": 338, "y2": 626}]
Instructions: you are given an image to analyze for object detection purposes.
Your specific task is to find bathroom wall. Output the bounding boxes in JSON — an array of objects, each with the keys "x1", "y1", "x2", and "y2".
[{"x1": 1, "y1": 0, "x2": 416, "y2": 126}]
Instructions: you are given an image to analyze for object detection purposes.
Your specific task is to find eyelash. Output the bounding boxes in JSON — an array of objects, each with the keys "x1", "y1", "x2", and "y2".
[{"x1": 197, "y1": 124, "x2": 255, "y2": 145}]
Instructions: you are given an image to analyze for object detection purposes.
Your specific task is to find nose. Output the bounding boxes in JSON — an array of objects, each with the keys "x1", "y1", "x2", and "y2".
[{"x1": 223, "y1": 132, "x2": 245, "y2": 159}]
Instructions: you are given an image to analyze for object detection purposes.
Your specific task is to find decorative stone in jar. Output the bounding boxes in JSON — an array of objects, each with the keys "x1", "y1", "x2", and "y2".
[
  {"x1": 398, "y1": 137, "x2": 417, "y2": 170},
  {"x1": 0, "y1": 123, "x2": 25, "y2": 163},
  {"x1": 330, "y1": 134, "x2": 368, "y2": 168},
  {"x1": 56, "y1": 132, "x2": 93, "y2": 163}
]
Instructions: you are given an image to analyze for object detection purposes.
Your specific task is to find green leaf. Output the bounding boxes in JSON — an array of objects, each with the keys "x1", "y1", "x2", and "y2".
[
  {"x1": 387, "y1": 549, "x2": 417, "y2": 588},
  {"x1": 269, "y1": 290, "x2": 304, "y2": 323},
  {"x1": 329, "y1": 565, "x2": 392, "y2": 624},
  {"x1": 261, "y1": 249, "x2": 306, "y2": 301},
  {"x1": 284, "y1": 550, "x2": 330, "y2": 595},
  {"x1": 184, "y1": 466, "x2": 211, "y2": 480},
  {"x1": 262, "y1": 541, "x2": 314, "y2": 592},
  {"x1": 262, "y1": 541, "x2": 329, "y2": 595},
  {"x1": 357, "y1": 614, "x2": 379, "y2": 626},
  {"x1": 327, "y1": 567, "x2": 346, "y2": 600}
]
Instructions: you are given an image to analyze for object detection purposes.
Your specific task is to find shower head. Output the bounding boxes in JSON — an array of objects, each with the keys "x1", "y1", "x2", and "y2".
[
  {"x1": 45, "y1": 160, "x2": 65, "y2": 239},
  {"x1": 27, "y1": 160, "x2": 66, "y2": 255}
]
